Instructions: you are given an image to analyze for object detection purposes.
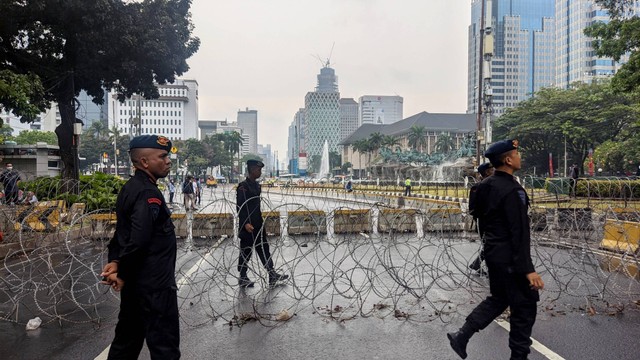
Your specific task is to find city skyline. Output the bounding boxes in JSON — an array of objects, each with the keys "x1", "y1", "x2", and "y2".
[{"x1": 183, "y1": 0, "x2": 470, "y2": 159}]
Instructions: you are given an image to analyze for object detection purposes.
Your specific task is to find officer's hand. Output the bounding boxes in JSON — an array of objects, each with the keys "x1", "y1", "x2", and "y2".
[
  {"x1": 100, "y1": 261, "x2": 118, "y2": 278},
  {"x1": 103, "y1": 273, "x2": 124, "y2": 291},
  {"x1": 244, "y1": 224, "x2": 254, "y2": 233},
  {"x1": 526, "y1": 272, "x2": 544, "y2": 290}
]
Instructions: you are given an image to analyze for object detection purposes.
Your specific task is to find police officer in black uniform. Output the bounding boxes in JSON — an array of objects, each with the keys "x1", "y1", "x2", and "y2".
[
  {"x1": 100, "y1": 135, "x2": 180, "y2": 359},
  {"x1": 468, "y1": 162, "x2": 494, "y2": 274},
  {"x1": 236, "y1": 159, "x2": 289, "y2": 288},
  {"x1": 448, "y1": 139, "x2": 544, "y2": 360}
]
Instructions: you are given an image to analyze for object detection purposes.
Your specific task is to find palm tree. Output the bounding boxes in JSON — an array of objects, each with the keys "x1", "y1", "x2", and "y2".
[
  {"x1": 351, "y1": 138, "x2": 370, "y2": 178},
  {"x1": 367, "y1": 132, "x2": 384, "y2": 165},
  {"x1": 435, "y1": 133, "x2": 456, "y2": 154},
  {"x1": 88, "y1": 120, "x2": 109, "y2": 140},
  {"x1": 407, "y1": 125, "x2": 427, "y2": 152},
  {"x1": 382, "y1": 135, "x2": 400, "y2": 150}
]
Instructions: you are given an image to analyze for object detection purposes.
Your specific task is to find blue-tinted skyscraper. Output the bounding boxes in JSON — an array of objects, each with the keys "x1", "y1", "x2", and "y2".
[{"x1": 468, "y1": 0, "x2": 555, "y2": 116}]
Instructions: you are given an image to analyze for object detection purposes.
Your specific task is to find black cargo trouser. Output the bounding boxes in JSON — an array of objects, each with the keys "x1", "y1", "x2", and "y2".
[
  {"x1": 238, "y1": 226, "x2": 274, "y2": 277},
  {"x1": 108, "y1": 287, "x2": 180, "y2": 360},
  {"x1": 465, "y1": 263, "x2": 539, "y2": 358}
]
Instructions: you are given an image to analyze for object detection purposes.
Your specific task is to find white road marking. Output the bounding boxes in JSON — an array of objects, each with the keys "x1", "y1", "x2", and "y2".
[{"x1": 495, "y1": 319, "x2": 566, "y2": 360}]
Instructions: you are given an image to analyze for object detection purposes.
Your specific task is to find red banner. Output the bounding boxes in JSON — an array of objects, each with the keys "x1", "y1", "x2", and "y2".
[
  {"x1": 588, "y1": 149, "x2": 594, "y2": 176},
  {"x1": 549, "y1": 153, "x2": 554, "y2": 178}
]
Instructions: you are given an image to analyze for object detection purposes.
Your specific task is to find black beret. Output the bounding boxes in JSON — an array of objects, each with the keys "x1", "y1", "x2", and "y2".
[
  {"x1": 477, "y1": 162, "x2": 493, "y2": 175},
  {"x1": 129, "y1": 135, "x2": 172, "y2": 152},
  {"x1": 247, "y1": 159, "x2": 264, "y2": 168},
  {"x1": 485, "y1": 139, "x2": 519, "y2": 159}
]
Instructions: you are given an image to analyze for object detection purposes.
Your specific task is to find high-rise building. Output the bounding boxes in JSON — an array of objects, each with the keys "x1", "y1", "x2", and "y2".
[
  {"x1": 555, "y1": 1, "x2": 640, "y2": 88},
  {"x1": 237, "y1": 108, "x2": 258, "y2": 155},
  {"x1": 111, "y1": 79, "x2": 199, "y2": 141},
  {"x1": 468, "y1": 0, "x2": 555, "y2": 116},
  {"x1": 76, "y1": 90, "x2": 108, "y2": 129},
  {"x1": 339, "y1": 98, "x2": 359, "y2": 142},
  {"x1": 287, "y1": 108, "x2": 305, "y2": 175},
  {"x1": 358, "y1": 95, "x2": 403, "y2": 125},
  {"x1": 304, "y1": 65, "x2": 340, "y2": 158}
]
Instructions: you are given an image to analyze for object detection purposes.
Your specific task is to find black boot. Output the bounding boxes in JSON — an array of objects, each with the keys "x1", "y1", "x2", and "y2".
[
  {"x1": 268, "y1": 271, "x2": 289, "y2": 285},
  {"x1": 239, "y1": 275, "x2": 254, "y2": 288},
  {"x1": 469, "y1": 257, "x2": 481, "y2": 271},
  {"x1": 447, "y1": 323, "x2": 476, "y2": 359}
]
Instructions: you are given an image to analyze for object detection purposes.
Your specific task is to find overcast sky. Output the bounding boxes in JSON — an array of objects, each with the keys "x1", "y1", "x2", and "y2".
[{"x1": 184, "y1": 0, "x2": 471, "y2": 159}]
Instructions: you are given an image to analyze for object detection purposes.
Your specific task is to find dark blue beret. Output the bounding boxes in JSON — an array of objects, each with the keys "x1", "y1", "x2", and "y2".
[
  {"x1": 129, "y1": 135, "x2": 172, "y2": 152},
  {"x1": 247, "y1": 159, "x2": 264, "y2": 168},
  {"x1": 477, "y1": 162, "x2": 493, "y2": 175},
  {"x1": 485, "y1": 139, "x2": 519, "y2": 159}
]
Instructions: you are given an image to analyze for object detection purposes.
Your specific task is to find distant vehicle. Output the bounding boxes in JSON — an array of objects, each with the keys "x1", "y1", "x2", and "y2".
[
  {"x1": 206, "y1": 176, "x2": 218, "y2": 188},
  {"x1": 332, "y1": 175, "x2": 350, "y2": 184}
]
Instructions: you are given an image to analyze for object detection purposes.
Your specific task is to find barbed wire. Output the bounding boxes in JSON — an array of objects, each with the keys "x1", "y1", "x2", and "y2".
[{"x1": 0, "y1": 175, "x2": 639, "y2": 330}]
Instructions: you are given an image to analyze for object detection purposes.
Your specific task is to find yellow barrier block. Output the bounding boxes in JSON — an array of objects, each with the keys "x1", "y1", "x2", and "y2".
[
  {"x1": 14, "y1": 201, "x2": 65, "y2": 231},
  {"x1": 600, "y1": 219, "x2": 640, "y2": 253}
]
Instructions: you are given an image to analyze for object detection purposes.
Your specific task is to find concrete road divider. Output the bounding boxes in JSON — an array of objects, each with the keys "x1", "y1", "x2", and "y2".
[
  {"x1": 333, "y1": 209, "x2": 370, "y2": 234},
  {"x1": 378, "y1": 209, "x2": 417, "y2": 233},
  {"x1": 192, "y1": 213, "x2": 234, "y2": 238},
  {"x1": 422, "y1": 207, "x2": 464, "y2": 232},
  {"x1": 262, "y1": 211, "x2": 281, "y2": 236},
  {"x1": 287, "y1": 210, "x2": 326, "y2": 235}
]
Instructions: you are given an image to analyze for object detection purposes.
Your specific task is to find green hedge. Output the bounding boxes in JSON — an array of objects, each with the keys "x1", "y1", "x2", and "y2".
[
  {"x1": 21, "y1": 173, "x2": 125, "y2": 211},
  {"x1": 575, "y1": 179, "x2": 640, "y2": 198}
]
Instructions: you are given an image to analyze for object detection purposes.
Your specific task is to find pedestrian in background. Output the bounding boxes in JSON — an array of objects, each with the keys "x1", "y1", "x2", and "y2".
[
  {"x1": 448, "y1": 139, "x2": 544, "y2": 360},
  {"x1": 569, "y1": 163, "x2": 579, "y2": 197},
  {"x1": 168, "y1": 179, "x2": 175, "y2": 203},
  {"x1": 404, "y1": 177, "x2": 411, "y2": 196},
  {"x1": 100, "y1": 135, "x2": 180, "y2": 359},
  {"x1": 182, "y1": 175, "x2": 195, "y2": 210},
  {"x1": 236, "y1": 159, "x2": 289, "y2": 288},
  {"x1": 0, "y1": 163, "x2": 20, "y2": 205}
]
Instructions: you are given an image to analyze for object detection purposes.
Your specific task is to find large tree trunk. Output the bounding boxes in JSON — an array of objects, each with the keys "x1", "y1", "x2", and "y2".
[{"x1": 54, "y1": 77, "x2": 80, "y2": 193}]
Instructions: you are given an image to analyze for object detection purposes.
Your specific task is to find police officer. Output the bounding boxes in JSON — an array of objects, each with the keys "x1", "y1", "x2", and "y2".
[
  {"x1": 100, "y1": 135, "x2": 180, "y2": 359},
  {"x1": 468, "y1": 162, "x2": 494, "y2": 274},
  {"x1": 448, "y1": 139, "x2": 544, "y2": 360},
  {"x1": 236, "y1": 159, "x2": 289, "y2": 287}
]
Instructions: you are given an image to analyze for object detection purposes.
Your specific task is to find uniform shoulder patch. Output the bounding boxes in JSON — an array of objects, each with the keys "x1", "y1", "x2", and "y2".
[{"x1": 147, "y1": 197, "x2": 162, "y2": 205}]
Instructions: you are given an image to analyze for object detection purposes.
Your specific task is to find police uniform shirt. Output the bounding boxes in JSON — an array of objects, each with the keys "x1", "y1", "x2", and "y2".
[
  {"x1": 472, "y1": 170, "x2": 534, "y2": 274},
  {"x1": 236, "y1": 177, "x2": 263, "y2": 231},
  {"x1": 107, "y1": 170, "x2": 177, "y2": 291}
]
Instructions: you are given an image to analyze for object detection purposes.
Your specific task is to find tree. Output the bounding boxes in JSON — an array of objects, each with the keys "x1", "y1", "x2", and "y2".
[
  {"x1": 584, "y1": 0, "x2": 640, "y2": 92},
  {"x1": 0, "y1": 70, "x2": 48, "y2": 122},
  {"x1": 351, "y1": 139, "x2": 370, "y2": 178},
  {"x1": 14, "y1": 130, "x2": 58, "y2": 145},
  {"x1": 0, "y1": 124, "x2": 14, "y2": 142},
  {"x1": 87, "y1": 121, "x2": 110, "y2": 141},
  {"x1": 493, "y1": 81, "x2": 640, "y2": 174},
  {"x1": 329, "y1": 150, "x2": 341, "y2": 171},
  {"x1": 434, "y1": 133, "x2": 455, "y2": 154},
  {"x1": 382, "y1": 135, "x2": 400, "y2": 150},
  {"x1": 407, "y1": 125, "x2": 427, "y2": 152},
  {"x1": 0, "y1": 0, "x2": 200, "y2": 183},
  {"x1": 308, "y1": 154, "x2": 322, "y2": 174}
]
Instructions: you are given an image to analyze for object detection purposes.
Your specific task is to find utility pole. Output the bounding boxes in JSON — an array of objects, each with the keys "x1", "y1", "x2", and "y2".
[
  {"x1": 475, "y1": 0, "x2": 485, "y2": 165},
  {"x1": 112, "y1": 102, "x2": 118, "y2": 177}
]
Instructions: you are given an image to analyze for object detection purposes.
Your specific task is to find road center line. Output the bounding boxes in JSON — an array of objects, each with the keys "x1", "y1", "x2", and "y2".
[{"x1": 495, "y1": 319, "x2": 566, "y2": 360}]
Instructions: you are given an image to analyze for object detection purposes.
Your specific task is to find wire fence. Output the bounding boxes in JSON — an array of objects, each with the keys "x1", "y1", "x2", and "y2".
[{"x1": 0, "y1": 175, "x2": 638, "y2": 329}]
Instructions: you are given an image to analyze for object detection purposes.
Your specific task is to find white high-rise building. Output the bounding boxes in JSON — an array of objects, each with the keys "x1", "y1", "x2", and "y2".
[
  {"x1": 110, "y1": 78, "x2": 198, "y2": 141},
  {"x1": 358, "y1": 95, "x2": 403, "y2": 125},
  {"x1": 555, "y1": 0, "x2": 640, "y2": 88},
  {"x1": 305, "y1": 66, "x2": 340, "y2": 158},
  {"x1": 237, "y1": 108, "x2": 258, "y2": 155},
  {"x1": 339, "y1": 98, "x2": 359, "y2": 142}
]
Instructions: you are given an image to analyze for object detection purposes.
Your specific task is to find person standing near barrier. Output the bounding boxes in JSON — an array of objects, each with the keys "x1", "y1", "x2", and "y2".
[
  {"x1": 569, "y1": 163, "x2": 579, "y2": 197},
  {"x1": 448, "y1": 139, "x2": 544, "y2": 360},
  {"x1": 0, "y1": 163, "x2": 21, "y2": 205},
  {"x1": 404, "y1": 177, "x2": 411, "y2": 196},
  {"x1": 168, "y1": 179, "x2": 176, "y2": 204},
  {"x1": 100, "y1": 135, "x2": 180, "y2": 359},
  {"x1": 182, "y1": 175, "x2": 195, "y2": 210},
  {"x1": 468, "y1": 162, "x2": 494, "y2": 275},
  {"x1": 236, "y1": 159, "x2": 289, "y2": 288}
]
